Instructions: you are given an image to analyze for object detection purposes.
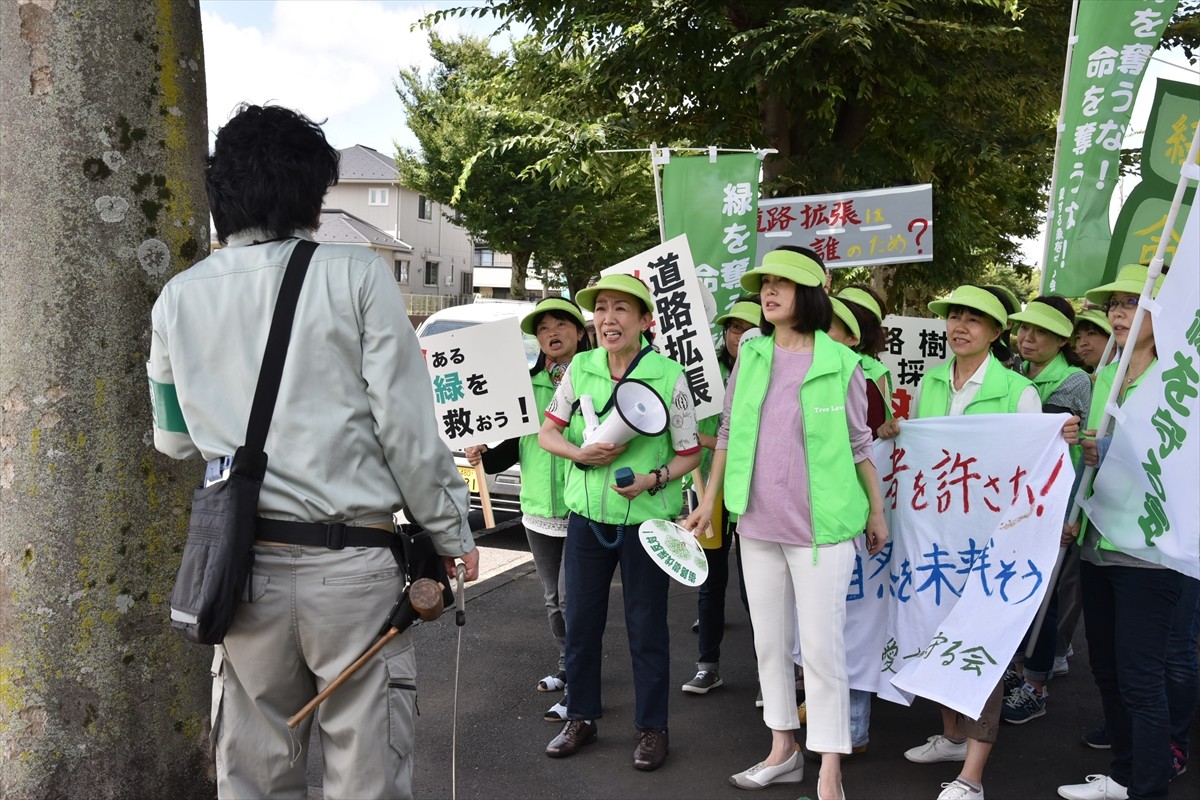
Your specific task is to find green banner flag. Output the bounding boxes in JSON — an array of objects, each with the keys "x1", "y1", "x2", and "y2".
[
  {"x1": 1108, "y1": 77, "x2": 1199, "y2": 274},
  {"x1": 1042, "y1": 0, "x2": 1179, "y2": 297},
  {"x1": 662, "y1": 153, "x2": 761, "y2": 336}
]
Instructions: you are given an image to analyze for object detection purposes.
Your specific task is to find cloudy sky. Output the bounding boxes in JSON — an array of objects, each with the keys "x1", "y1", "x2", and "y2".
[{"x1": 200, "y1": 0, "x2": 520, "y2": 153}]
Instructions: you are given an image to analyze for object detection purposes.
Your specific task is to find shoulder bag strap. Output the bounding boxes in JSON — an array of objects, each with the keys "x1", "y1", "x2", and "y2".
[{"x1": 244, "y1": 239, "x2": 318, "y2": 451}]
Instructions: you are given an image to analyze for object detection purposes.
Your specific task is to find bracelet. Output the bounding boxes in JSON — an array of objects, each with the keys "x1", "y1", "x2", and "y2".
[
  {"x1": 647, "y1": 468, "x2": 662, "y2": 495},
  {"x1": 662, "y1": 463, "x2": 671, "y2": 483}
]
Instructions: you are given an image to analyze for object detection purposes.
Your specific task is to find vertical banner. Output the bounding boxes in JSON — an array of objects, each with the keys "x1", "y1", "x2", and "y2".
[
  {"x1": 661, "y1": 153, "x2": 761, "y2": 327},
  {"x1": 1082, "y1": 205, "x2": 1200, "y2": 578},
  {"x1": 1107, "y1": 77, "x2": 1199, "y2": 272},
  {"x1": 873, "y1": 415, "x2": 1073, "y2": 717},
  {"x1": 418, "y1": 317, "x2": 539, "y2": 449},
  {"x1": 602, "y1": 236, "x2": 726, "y2": 420},
  {"x1": 1043, "y1": 0, "x2": 1179, "y2": 296}
]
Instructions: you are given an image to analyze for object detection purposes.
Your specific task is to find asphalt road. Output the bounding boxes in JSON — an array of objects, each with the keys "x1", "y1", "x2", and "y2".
[{"x1": 306, "y1": 523, "x2": 1198, "y2": 799}]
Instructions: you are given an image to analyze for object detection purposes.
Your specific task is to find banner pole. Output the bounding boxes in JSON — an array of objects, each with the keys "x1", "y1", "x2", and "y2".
[
  {"x1": 1038, "y1": 0, "x2": 1081, "y2": 293},
  {"x1": 475, "y1": 465, "x2": 496, "y2": 529},
  {"x1": 1027, "y1": 122, "x2": 1200, "y2": 654},
  {"x1": 651, "y1": 143, "x2": 667, "y2": 243}
]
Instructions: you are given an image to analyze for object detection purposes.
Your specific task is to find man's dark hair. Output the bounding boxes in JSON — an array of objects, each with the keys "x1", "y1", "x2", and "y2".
[{"x1": 206, "y1": 104, "x2": 340, "y2": 244}]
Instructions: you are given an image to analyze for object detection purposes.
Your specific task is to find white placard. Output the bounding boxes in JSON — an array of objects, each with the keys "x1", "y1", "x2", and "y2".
[
  {"x1": 878, "y1": 314, "x2": 951, "y2": 419},
  {"x1": 602, "y1": 234, "x2": 726, "y2": 420},
  {"x1": 418, "y1": 317, "x2": 539, "y2": 448}
]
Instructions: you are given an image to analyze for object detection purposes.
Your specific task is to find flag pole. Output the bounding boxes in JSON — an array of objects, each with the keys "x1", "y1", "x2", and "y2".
[
  {"x1": 1026, "y1": 121, "x2": 1199, "y2": 655},
  {"x1": 1038, "y1": 0, "x2": 1082, "y2": 294}
]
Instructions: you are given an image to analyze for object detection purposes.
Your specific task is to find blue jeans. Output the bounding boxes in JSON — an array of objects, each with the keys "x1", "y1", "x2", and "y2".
[
  {"x1": 1081, "y1": 561, "x2": 1183, "y2": 799},
  {"x1": 850, "y1": 689, "x2": 871, "y2": 749},
  {"x1": 1166, "y1": 575, "x2": 1200, "y2": 751},
  {"x1": 563, "y1": 513, "x2": 670, "y2": 731}
]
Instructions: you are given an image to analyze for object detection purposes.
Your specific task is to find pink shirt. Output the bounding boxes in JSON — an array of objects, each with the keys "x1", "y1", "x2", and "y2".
[{"x1": 717, "y1": 346, "x2": 871, "y2": 546}]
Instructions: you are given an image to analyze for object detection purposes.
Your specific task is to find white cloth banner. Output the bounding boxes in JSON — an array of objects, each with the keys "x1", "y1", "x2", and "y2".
[
  {"x1": 1082, "y1": 206, "x2": 1200, "y2": 579},
  {"x1": 868, "y1": 414, "x2": 1072, "y2": 718},
  {"x1": 418, "y1": 317, "x2": 539, "y2": 449}
]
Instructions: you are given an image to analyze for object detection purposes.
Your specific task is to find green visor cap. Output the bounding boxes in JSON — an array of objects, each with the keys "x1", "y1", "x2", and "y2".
[
  {"x1": 1009, "y1": 301, "x2": 1074, "y2": 339},
  {"x1": 980, "y1": 284, "x2": 1021, "y2": 315},
  {"x1": 575, "y1": 273, "x2": 654, "y2": 313},
  {"x1": 1075, "y1": 308, "x2": 1113, "y2": 335},
  {"x1": 836, "y1": 287, "x2": 883, "y2": 322},
  {"x1": 521, "y1": 298, "x2": 587, "y2": 335},
  {"x1": 928, "y1": 285, "x2": 1008, "y2": 327},
  {"x1": 740, "y1": 249, "x2": 825, "y2": 293},
  {"x1": 1084, "y1": 264, "x2": 1165, "y2": 307},
  {"x1": 830, "y1": 298, "x2": 861, "y2": 340},
  {"x1": 714, "y1": 301, "x2": 763, "y2": 328}
]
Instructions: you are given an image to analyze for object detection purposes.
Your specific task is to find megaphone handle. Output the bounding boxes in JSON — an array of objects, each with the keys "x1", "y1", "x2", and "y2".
[{"x1": 580, "y1": 395, "x2": 599, "y2": 431}]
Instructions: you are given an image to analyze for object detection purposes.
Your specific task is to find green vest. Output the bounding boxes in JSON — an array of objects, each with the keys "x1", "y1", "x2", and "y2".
[
  {"x1": 1025, "y1": 352, "x2": 1085, "y2": 406},
  {"x1": 859, "y1": 354, "x2": 894, "y2": 421},
  {"x1": 562, "y1": 346, "x2": 685, "y2": 524},
  {"x1": 1080, "y1": 359, "x2": 1155, "y2": 550},
  {"x1": 724, "y1": 331, "x2": 869, "y2": 545},
  {"x1": 916, "y1": 355, "x2": 1032, "y2": 419},
  {"x1": 517, "y1": 369, "x2": 570, "y2": 518},
  {"x1": 1024, "y1": 351, "x2": 1087, "y2": 467}
]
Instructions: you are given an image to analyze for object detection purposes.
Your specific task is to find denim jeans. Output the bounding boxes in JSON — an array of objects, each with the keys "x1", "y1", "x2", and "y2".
[
  {"x1": 525, "y1": 527, "x2": 567, "y2": 673},
  {"x1": 849, "y1": 689, "x2": 871, "y2": 749},
  {"x1": 563, "y1": 513, "x2": 670, "y2": 731},
  {"x1": 1166, "y1": 575, "x2": 1200, "y2": 751},
  {"x1": 1081, "y1": 560, "x2": 1183, "y2": 800}
]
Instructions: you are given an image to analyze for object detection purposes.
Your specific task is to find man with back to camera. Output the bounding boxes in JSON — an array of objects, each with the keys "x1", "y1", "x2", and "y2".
[{"x1": 148, "y1": 103, "x2": 478, "y2": 798}]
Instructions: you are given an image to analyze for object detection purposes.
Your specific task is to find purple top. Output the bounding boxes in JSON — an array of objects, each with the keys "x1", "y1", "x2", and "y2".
[{"x1": 717, "y1": 345, "x2": 872, "y2": 546}]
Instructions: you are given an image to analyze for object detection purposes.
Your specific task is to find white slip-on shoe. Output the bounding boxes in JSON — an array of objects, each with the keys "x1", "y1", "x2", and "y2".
[
  {"x1": 938, "y1": 778, "x2": 985, "y2": 799},
  {"x1": 729, "y1": 750, "x2": 803, "y2": 790},
  {"x1": 1057, "y1": 775, "x2": 1128, "y2": 800}
]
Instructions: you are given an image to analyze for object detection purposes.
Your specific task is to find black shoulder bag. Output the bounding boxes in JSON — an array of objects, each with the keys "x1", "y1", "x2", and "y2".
[{"x1": 169, "y1": 239, "x2": 317, "y2": 645}]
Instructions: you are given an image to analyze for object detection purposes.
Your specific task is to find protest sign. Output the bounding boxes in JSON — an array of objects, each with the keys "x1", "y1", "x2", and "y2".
[
  {"x1": 878, "y1": 315, "x2": 951, "y2": 419},
  {"x1": 870, "y1": 414, "x2": 1072, "y2": 718},
  {"x1": 756, "y1": 185, "x2": 933, "y2": 268},
  {"x1": 662, "y1": 153, "x2": 761, "y2": 323},
  {"x1": 1042, "y1": 0, "x2": 1178, "y2": 296},
  {"x1": 1082, "y1": 205, "x2": 1200, "y2": 578},
  {"x1": 602, "y1": 235, "x2": 725, "y2": 420},
  {"x1": 418, "y1": 317, "x2": 539, "y2": 451},
  {"x1": 1107, "y1": 77, "x2": 1198, "y2": 275}
]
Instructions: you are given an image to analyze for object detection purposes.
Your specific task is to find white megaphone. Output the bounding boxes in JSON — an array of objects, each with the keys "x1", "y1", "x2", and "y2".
[
  {"x1": 739, "y1": 326, "x2": 762, "y2": 345},
  {"x1": 581, "y1": 379, "x2": 669, "y2": 447}
]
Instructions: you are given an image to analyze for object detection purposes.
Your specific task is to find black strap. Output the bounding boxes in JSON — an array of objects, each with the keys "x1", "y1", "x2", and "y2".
[
  {"x1": 244, "y1": 239, "x2": 317, "y2": 451},
  {"x1": 575, "y1": 343, "x2": 654, "y2": 417},
  {"x1": 255, "y1": 518, "x2": 398, "y2": 550}
]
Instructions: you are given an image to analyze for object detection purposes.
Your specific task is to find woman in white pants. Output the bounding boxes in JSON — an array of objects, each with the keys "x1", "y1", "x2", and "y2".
[{"x1": 687, "y1": 247, "x2": 888, "y2": 800}]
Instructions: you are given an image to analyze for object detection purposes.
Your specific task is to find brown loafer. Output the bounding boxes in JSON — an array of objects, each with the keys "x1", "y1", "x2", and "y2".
[
  {"x1": 545, "y1": 720, "x2": 597, "y2": 758},
  {"x1": 633, "y1": 728, "x2": 669, "y2": 771}
]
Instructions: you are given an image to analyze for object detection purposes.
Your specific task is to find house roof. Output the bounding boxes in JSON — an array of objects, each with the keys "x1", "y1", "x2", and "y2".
[
  {"x1": 337, "y1": 144, "x2": 399, "y2": 182},
  {"x1": 316, "y1": 209, "x2": 412, "y2": 252}
]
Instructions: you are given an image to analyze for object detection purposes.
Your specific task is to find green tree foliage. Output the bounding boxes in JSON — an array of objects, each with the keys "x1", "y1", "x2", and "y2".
[
  {"x1": 396, "y1": 34, "x2": 658, "y2": 298},
  {"x1": 429, "y1": 0, "x2": 1197, "y2": 307}
]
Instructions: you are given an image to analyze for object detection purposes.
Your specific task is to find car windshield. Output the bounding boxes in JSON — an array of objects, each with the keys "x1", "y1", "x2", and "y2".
[{"x1": 419, "y1": 319, "x2": 540, "y2": 369}]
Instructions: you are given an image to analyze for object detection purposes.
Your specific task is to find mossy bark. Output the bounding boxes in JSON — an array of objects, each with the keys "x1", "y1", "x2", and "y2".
[{"x1": 1, "y1": 1, "x2": 214, "y2": 796}]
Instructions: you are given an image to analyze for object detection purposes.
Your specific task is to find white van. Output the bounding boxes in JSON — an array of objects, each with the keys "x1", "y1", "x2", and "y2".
[{"x1": 414, "y1": 299, "x2": 539, "y2": 517}]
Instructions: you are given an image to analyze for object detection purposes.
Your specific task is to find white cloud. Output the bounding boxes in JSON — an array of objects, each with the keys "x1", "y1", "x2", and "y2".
[{"x1": 201, "y1": 1, "x2": 512, "y2": 149}]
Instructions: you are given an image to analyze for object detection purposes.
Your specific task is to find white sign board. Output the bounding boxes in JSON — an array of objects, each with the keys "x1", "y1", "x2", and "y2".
[
  {"x1": 757, "y1": 184, "x2": 933, "y2": 268},
  {"x1": 602, "y1": 235, "x2": 725, "y2": 420},
  {"x1": 418, "y1": 317, "x2": 539, "y2": 449},
  {"x1": 879, "y1": 315, "x2": 950, "y2": 419}
]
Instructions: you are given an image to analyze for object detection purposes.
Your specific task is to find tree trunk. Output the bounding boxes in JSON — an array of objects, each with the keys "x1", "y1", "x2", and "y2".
[
  {"x1": 1, "y1": 2, "x2": 213, "y2": 797},
  {"x1": 510, "y1": 250, "x2": 531, "y2": 299}
]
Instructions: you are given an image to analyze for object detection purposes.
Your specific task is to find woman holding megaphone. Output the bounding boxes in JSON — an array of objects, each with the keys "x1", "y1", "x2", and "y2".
[
  {"x1": 538, "y1": 273, "x2": 702, "y2": 772},
  {"x1": 685, "y1": 248, "x2": 888, "y2": 800},
  {"x1": 465, "y1": 297, "x2": 590, "y2": 722}
]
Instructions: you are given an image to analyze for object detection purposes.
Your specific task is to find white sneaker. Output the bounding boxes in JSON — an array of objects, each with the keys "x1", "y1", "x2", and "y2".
[
  {"x1": 905, "y1": 734, "x2": 968, "y2": 763},
  {"x1": 938, "y1": 779, "x2": 984, "y2": 799},
  {"x1": 1057, "y1": 775, "x2": 1129, "y2": 800},
  {"x1": 1053, "y1": 655, "x2": 1070, "y2": 676}
]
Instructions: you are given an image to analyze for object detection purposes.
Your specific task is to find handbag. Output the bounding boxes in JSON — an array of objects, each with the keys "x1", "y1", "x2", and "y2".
[{"x1": 169, "y1": 239, "x2": 317, "y2": 644}]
